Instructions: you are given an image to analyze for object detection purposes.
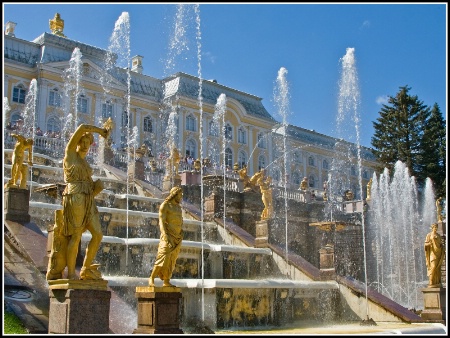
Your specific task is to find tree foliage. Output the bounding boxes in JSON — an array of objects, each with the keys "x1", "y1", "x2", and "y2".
[{"x1": 371, "y1": 85, "x2": 446, "y2": 198}]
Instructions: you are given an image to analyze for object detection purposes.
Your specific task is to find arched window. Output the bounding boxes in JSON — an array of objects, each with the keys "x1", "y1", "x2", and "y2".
[
  {"x1": 225, "y1": 148, "x2": 233, "y2": 168},
  {"x1": 308, "y1": 156, "x2": 315, "y2": 166},
  {"x1": 186, "y1": 114, "x2": 196, "y2": 132},
  {"x1": 209, "y1": 120, "x2": 218, "y2": 136},
  {"x1": 238, "y1": 151, "x2": 247, "y2": 169},
  {"x1": 292, "y1": 171, "x2": 301, "y2": 185},
  {"x1": 257, "y1": 132, "x2": 266, "y2": 149},
  {"x1": 47, "y1": 117, "x2": 61, "y2": 133},
  {"x1": 322, "y1": 159, "x2": 329, "y2": 170},
  {"x1": 258, "y1": 155, "x2": 266, "y2": 171},
  {"x1": 309, "y1": 175, "x2": 316, "y2": 188},
  {"x1": 362, "y1": 169, "x2": 369, "y2": 179},
  {"x1": 144, "y1": 116, "x2": 153, "y2": 132},
  {"x1": 225, "y1": 123, "x2": 233, "y2": 140},
  {"x1": 102, "y1": 101, "x2": 113, "y2": 118},
  {"x1": 237, "y1": 127, "x2": 246, "y2": 144},
  {"x1": 185, "y1": 139, "x2": 196, "y2": 159},
  {"x1": 293, "y1": 151, "x2": 301, "y2": 163},
  {"x1": 49, "y1": 88, "x2": 62, "y2": 107},
  {"x1": 77, "y1": 94, "x2": 88, "y2": 114},
  {"x1": 12, "y1": 84, "x2": 26, "y2": 104}
]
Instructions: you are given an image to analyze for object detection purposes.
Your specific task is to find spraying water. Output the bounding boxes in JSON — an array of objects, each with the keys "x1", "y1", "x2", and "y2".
[
  {"x1": 62, "y1": 48, "x2": 83, "y2": 143},
  {"x1": 273, "y1": 67, "x2": 290, "y2": 260},
  {"x1": 368, "y1": 160, "x2": 431, "y2": 310},
  {"x1": 213, "y1": 93, "x2": 227, "y2": 230}
]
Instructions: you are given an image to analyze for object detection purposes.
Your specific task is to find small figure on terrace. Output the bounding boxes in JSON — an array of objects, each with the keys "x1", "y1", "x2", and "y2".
[
  {"x1": 149, "y1": 186, "x2": 184, "y2": 287},
  {"x1": 6, "y1": 133, "x2": 33, "y2": 189},
  {"x1": 424, "y1": 223, "x2": 445, "y2": 287},
  {"x1": 436, "y1": 197, "x2": 443, "y2": 222},
  {"x1": 238, "y1": 165, "x2": 250, "y2": 190},
  {"x1": 300, "y1": 177, "x2": 308, "y2": 191}
]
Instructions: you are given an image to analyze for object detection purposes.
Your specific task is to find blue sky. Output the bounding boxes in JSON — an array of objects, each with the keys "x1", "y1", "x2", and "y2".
[{"x1": 3, "y1": 3, "x2": 447, "y2": 148}]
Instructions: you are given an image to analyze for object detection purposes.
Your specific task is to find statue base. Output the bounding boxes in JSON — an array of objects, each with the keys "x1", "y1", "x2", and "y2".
[
  {"x1": 4, "y1": 186, "x2": 31, "y2": 223},
  {"x1": 133, "y1": 286, "x2": 184, "y2": 334},
  {"x1": 48, "y1": 280, "x2": 111, "y2": 334},
  {"x1": 420, "y1": 287, "x2": 446, "y2": 321},
  {"x1": 162, "y1": 176, "x2": 182, "y2": 195},
  {"x1": 255, "y1": 220, "x2": 269, "y2": 248}
]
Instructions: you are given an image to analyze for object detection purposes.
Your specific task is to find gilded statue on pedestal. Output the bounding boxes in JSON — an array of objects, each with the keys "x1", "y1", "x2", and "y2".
[
  {"x1": 257, "y1": 172, "x2": 273, "y2": 220},
  {"x1": 424, "y1": 223, "x2": 445, "y2": 288},
  {"x1": 149, "y1": 186, "x2": 184, "y2": 287},
  {"x1": 6, "y1": 133, "x2": 33, "y2": 189},
  {"x1": 46, "y1": 119, "x2": 112, "y2": 280}
]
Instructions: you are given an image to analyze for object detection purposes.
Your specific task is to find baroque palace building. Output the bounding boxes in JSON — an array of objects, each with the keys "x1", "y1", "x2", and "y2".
[{"x1": 3, "y1": 14, "x2": 377, "y2": 197}]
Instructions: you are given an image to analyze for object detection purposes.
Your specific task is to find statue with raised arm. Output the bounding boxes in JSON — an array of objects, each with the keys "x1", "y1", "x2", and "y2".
[
  {"x1": 424, "y1": 223, "x2": 445, "y2": 287},
  {"x1": 258, "y1": 172, "x2": 273, "y2": 220},
  {"x1": 46, "y1": 120, "x2": 111, "y2": 281},
  {"x1": 149, "y1": 186, "x2": 184, "y2": 287},
  {"x1": 6, "y1": 133, "x2": 33, "y2": 189}
]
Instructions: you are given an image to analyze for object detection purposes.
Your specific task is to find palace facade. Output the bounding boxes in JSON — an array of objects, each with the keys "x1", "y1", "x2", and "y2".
[{"x1": 3, "y1": 15, "x2": 377, "y2": 197}]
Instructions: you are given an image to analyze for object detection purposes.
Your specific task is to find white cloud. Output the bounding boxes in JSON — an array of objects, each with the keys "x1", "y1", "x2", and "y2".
[
  {"x1": 203, "y1": 51, "x2": 216, "y2": 64},
  {"x1": 376, "y1": 95, "x2": 389, "y2": 105},
  {"x1": 360, "y1": 20, "x2": 370, "y2": 30}
]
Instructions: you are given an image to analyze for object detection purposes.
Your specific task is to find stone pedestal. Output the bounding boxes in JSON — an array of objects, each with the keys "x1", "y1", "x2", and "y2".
[
  {"x1": 319, "y1": 244, "x2": 336, "y2": 280},
  {"x1": 48, "y1": 280, "x2": 110, "y2": 334},
  {"x1": 162, "y1": 176, "x2": 182, "y2": 194},
  {"x1": 421, "y1": 287, "x2": 446, "y2": 321},
  {"x1": 4, "y1": 187, "x2": 31, "y2": 223},
  {"x1": 180, "y1": 171, "x2": 201, "y2": 186},
  {"x1": 255, "y1": 220, "x2": 269, "y2": 248},
  {"x1": 135, "y1": 159, "x2": 145, "y2": 180},
  {"x1": 133, "y1": 286, "x2": 183, "y2": 334}
]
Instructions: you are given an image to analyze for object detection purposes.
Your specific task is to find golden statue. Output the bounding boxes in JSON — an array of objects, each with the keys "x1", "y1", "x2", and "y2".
[
  {"x1": 300, "y1": 177, "x2": 308, "y2": 191},
  {"x1": 49, "y1": 13, "x2": 66, "y2": 37},
  {"x1": 436, "y1": 197, "x2": 443, "y2": 222},
  {"x1": 149, "y1": 186, "x2": 184, "y2": 287},
  {"x1": 165, "y1": 146, "x2": 181, "y2": 177},
  {"x1": 6, "y1": 133, "x2": 33, "y2": 189},
  {"x1": 424, "y1": 223, "x2": 445, "y2": 287},
  {"x1": 366, "y1": 178, "x2": 372, "y2": 200},
  {"x1": 238, "y1": 165, "x2": 250, "y2": 190},
  {"x1": 257, "y1": 172, "x2": 273, "y2": 220},
  {"x1": 46, "y1": 122, "x2": 111, "y2": 281}
]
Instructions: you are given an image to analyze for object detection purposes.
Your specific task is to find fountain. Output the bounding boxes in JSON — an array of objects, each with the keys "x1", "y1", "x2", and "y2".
[{"x1": 4, "y1": 5, "x2": 445, "y2": 335}]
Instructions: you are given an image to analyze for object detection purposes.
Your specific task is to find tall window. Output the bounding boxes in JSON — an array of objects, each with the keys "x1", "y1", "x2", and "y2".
[
  {"x1": 351, "y1": 166, "x2": 357, "y2": 176},
  {"x1": 257, "y1": 132, "x2": 266, "y2": 149},
  {"x1": 237, "y1": 127, "x2": 246, "y2": 144},
  {"x1": 209, "y1": 120, "x2": 218, "y2": 136},
  {"x1": 309, "y1": 175, "x2": 316, "y2": 188},
  {"x1": 225, "y1": 148, "x2": 233, "y2": 168},
  {"x1": 49, "y1": 89, "x2": 62, "y2": 107},
  {"x1": 322, "y1": 159, "x2": 329, "y2": 170},
  {"x1": 77, "y1": 95, "x2": 88, "y2": 113},
  {"x1": 185, "y1": 139, "x2": 196, "y2": 159},
  {"x1": 308, "y1": 156, "x2": 315, "y2": 166},
  {"x1": 238, "y1": 151, "x2": 247, "y2": 169},
  {"x1": 102, "y1": 101, "x2": 113, "y2": 118},
  {"x1": 144, "y1": 116, "x2": 153, "y2": 132},
  {"x1": 363, "y1": 169, "x2": 369, "y2": 179},
  {"x1": 47, "y1": 117, "x2": 61, "y2": 133},
  {"x1": 186, "y1": 114, "x2": 196, "y2": 131},
  {"x1": 12, "y1": 85, "x2": 26, "y2": 104},
  {"x1": 292, "y1": 171, "x2": 301, "y2": 185},
  {"x1": 258, "y1": 155, "x2": 266, "y2": 171},
  {"x1": 225, "y1": 123, "x2": 233, "y2": 140},
  {"x1": 293, "y1": 151, "x2": 301, "y2": 163}
]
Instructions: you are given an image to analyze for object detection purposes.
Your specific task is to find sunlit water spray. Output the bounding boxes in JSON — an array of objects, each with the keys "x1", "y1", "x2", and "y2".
[
  {"x1": 273, "y1": 67, "x2": 290, "y2": 260},
  {"x1": 368, "y1": 160, "x2": 431, "y2": 310}
]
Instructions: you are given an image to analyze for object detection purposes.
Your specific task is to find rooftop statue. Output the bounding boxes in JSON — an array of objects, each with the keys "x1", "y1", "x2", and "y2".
[{"x1": 49, "y1": 13, "x2": 66, "y2": 37}]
